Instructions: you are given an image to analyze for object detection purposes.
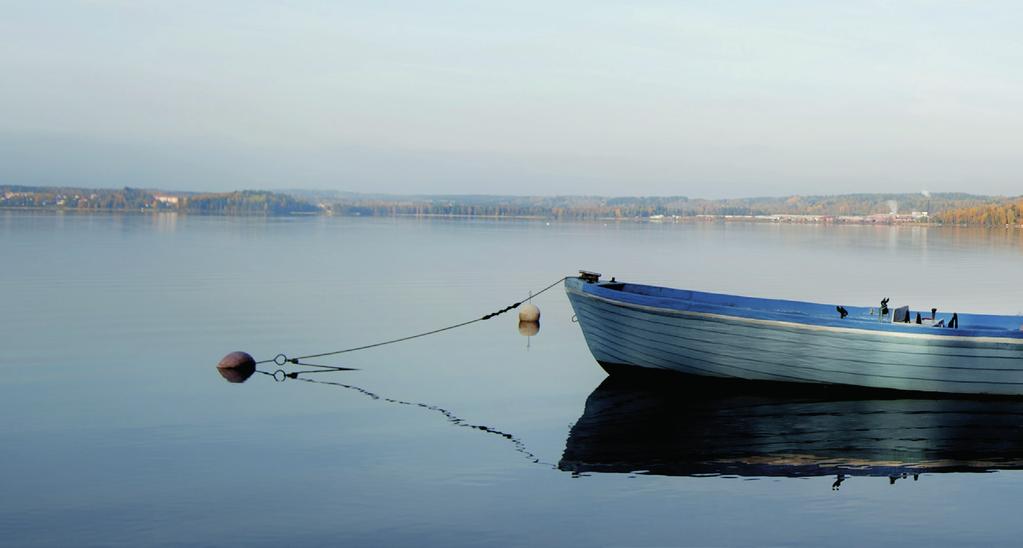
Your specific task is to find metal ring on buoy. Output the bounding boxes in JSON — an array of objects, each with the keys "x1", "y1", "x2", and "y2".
[
  {"x1": 273, "y1": 353, "x2": 288, "y2": 366},
  {"x1": 273, "y1": 369, "x2": 287, "y2": 382}
]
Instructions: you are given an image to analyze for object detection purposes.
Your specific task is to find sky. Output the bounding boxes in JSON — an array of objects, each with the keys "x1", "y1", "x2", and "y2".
[{"x1": 1, "y1": 1, "x2": 1022, "y2": 198}]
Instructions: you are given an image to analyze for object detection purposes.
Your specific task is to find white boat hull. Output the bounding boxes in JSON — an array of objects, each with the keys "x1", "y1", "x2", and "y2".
[{"x1": 566, "y1": 279, "x2": 1023, "y2": 396}]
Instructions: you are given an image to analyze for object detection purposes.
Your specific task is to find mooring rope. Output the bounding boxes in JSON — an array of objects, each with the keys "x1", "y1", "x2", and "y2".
[{"x1": 257, "y1": 275, "x2": 569, "y2": 366}]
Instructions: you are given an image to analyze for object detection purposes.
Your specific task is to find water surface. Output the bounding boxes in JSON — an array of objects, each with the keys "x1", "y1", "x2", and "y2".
[{"x1": 4, "y1": 211, "x2": 1023, "y2": 546}]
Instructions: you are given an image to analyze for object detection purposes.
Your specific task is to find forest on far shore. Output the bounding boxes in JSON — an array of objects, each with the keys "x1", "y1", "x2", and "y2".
[{"x1": 4, "y1": 184, "x2": 1023, "y2": 226}]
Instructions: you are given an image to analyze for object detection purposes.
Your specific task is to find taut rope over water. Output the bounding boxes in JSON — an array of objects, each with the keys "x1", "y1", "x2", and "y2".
[{"x1": 255, "y1": 276, "x2": 569, "y2": 367}]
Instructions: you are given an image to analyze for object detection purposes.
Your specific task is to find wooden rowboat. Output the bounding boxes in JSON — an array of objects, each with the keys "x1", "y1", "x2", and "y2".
[{"x1": 565, "y1": 271, "x2": 1023, "y2": 396}]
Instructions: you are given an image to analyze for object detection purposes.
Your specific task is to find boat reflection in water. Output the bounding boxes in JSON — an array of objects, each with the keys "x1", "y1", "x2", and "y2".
[{"x1": 560, "y1": 375, "x2": 1023, "y2": 485}]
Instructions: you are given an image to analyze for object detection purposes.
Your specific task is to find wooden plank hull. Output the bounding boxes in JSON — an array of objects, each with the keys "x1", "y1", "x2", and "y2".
[{"x1": 565, "y1": 277, "x2": 1023, "y2": 396}]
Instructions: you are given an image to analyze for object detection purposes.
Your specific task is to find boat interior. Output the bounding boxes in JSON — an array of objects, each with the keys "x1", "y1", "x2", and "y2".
[{"x1": 577, "y1": 274, "x2": 1023, "y2": 337}]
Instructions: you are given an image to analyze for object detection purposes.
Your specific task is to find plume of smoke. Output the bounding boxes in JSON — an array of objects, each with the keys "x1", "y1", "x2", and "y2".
[
  {"x1": 921, "y1": 190, "x2": 931, "y2": 198},
  {"x1": 886, "y1": 200, "x2": 898, "y2": 215}
]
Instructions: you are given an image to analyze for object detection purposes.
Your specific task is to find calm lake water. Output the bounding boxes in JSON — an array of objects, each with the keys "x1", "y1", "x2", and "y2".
[{"x1": 4, "y1": 211, "x2": 1023, "y2": 547}]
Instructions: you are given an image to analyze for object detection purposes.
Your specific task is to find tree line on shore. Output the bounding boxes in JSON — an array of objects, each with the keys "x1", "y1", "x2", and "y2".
[
  {"x1": 4, "y1": 184, "x2": 1023, "y2": 226},
  {"x1": 933, "y1": 199, "x2": 1023, "y2": 227},
  {"x1": 0, "y1": 186, "x2": 319, "y2": 215},
  {"x1": 322, "y1": 192, "x2": 997, "y2": 221}
]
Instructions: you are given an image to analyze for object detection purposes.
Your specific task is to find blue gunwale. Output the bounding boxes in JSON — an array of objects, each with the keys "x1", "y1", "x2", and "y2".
[{"x1": 569, "y1": 278, "x2": 1023, "y2": 341}]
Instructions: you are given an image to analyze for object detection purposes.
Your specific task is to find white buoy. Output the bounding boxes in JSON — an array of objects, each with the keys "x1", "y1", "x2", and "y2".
[
  {"x1": 518, "y1": 303, "x2": 540, "y2": 323},
  {"x1": 518, "y1": 321, "x2": 540, "y2": 337}
]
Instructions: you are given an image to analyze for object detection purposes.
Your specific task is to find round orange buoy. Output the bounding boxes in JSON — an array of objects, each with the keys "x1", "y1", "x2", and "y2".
[{"x1": 217, "y1": 351, "x2": 256, "y2": 383}]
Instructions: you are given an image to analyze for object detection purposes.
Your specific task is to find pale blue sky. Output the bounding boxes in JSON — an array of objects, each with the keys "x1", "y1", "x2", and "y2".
[{"x1": 2, "y1": 1, "x2": 1022, "y2": 197}]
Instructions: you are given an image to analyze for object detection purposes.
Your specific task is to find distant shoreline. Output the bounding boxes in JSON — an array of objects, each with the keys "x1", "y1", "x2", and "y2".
[
  {"x1": 0, "y1": 205, "x2": 320, "y2": 217},
  {"x1": 7, "y1": 205, "x2": 1018, "y2": 229},
  {"x1": 4, "y1": 185, "x2": 1023, "y2": 227}
]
